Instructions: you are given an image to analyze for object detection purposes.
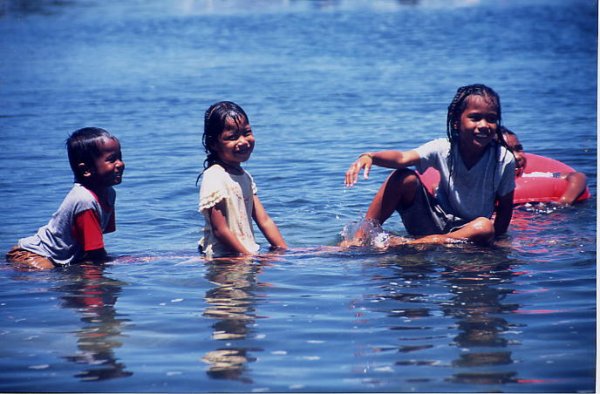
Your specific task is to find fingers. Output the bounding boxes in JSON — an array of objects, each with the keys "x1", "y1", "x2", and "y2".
[{"x1": 345, "y1": 156, "x2": 372, "y2": 187}]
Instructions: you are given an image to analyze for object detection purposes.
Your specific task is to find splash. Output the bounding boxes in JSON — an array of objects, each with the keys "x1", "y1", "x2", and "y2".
[{"x1": 340, "y1": 218, "x2": 394, "y2": 249}]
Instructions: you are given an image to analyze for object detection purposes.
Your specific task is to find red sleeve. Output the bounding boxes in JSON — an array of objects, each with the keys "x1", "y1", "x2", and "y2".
[{"x1": 73, "y1": 209, "x2": 105, "y2": 252}]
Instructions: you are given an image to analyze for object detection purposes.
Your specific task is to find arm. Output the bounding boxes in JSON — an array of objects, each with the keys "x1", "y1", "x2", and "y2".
[
  {"x1": 252, "y1": 195, "x2": 287, "y2": 251},
  {"x1": 494, "y1": 191, "x2": 514, "y2": 236},
  {"x1": 82, "y1": 248, "x2": 110, "y2": 262},
  {"x1": 208, "y1": 201, "x2": 253, "y2": 255},
  {"x1": 345, "y1": 149, "x2": 421, "y2": 187},
  {"x1": 558, "y1": 171, "x2": 587, "y2": 205}
]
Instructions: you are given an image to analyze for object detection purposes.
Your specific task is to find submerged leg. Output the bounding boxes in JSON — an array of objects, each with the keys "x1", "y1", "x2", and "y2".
[{"x1": 407, "y1": 217, "x2": 495, "y2": 246}]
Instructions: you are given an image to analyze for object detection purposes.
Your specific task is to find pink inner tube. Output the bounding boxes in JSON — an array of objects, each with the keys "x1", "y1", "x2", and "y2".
[{"x1": 418, "y1": 153, "x2": 591, "y2": 205}]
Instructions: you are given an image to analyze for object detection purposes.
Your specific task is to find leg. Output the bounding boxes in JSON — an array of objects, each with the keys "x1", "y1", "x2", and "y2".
[
  {"x1": 342, "y1": 169, "x2": 419, "y2": 247},
  {"x1": 407, "y1": 217, "x2": 495, "y2": 246},
  {"x1": 6, "y1": 247, "x2": 55, "y2": 271},
  {"x1": 365, "y1": 169, "x2": 420, "y2": 225}
]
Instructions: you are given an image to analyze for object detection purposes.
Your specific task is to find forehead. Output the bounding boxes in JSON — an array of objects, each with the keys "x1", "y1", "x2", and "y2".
[
  {"x1": 96, "y1": 137, "x2": 121, "y2": 153},
  {"x1": 463, "y1": 94, "x2": 498, "y2": 113},
  {"x1": 223, "y1": 114, "x2": 250, "y2": 131}
]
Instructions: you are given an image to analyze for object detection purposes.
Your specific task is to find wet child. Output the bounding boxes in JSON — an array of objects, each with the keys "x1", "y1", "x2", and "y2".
[
  {"x1": 198, "y1": 101, "x2": 287, "y2": 258},
  {"x1": 6, "y1": 127, "x2": 125, "y2": 270},
  {"x1": 501, "y1": 126, "x2": 588, "y2": 205},
  {"x1": 344, "y1": 84, "x2": 515, "y2": 246}
]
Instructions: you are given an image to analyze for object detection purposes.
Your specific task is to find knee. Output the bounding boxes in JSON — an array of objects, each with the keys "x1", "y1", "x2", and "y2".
[
  {"x1": 388, "y1": 169, "x2": 419, "y2": 190},
  {"x1": 470, "y1": 217, "x2": 495, "y2": 245}
]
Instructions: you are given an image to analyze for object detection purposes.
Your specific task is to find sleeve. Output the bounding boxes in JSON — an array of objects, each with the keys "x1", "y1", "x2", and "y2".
[
  {"x1": 414, "y1": 138, "x2": 447, "y2": 173},
  {"x1": 199, "y1": 168, "x2": 227, "y2": 212},
  {"x1": 73, "y1": 209, "x2": 105, "y2": 251},
  {"x1": 497, "y1": 152, "x2": 516, "y2": 197}
]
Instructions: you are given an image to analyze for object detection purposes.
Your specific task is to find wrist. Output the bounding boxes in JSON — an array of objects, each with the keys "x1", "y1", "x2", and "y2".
[{"x1": 359, "y1": 152, "x2": 374, "y2": 160}]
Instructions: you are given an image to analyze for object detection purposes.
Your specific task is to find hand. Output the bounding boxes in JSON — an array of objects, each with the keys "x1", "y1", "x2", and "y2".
[{"x1": 345, "y1": 153, "x2": 373, "y2": 187}]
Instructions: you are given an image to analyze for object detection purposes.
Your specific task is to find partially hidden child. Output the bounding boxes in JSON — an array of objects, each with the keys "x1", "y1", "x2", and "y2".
[
  {"x1": 198, "y1": 101, "x2": 287, "y2": 258},
  {"x1": 344, "y1": 84, "x2": 515, "y2": 246},
  {"x1": 6, "y1": 127, "x2": 125, "y2": 270}
]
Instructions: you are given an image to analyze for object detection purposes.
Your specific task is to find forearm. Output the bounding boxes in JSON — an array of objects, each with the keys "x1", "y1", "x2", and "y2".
[
  {"x1": 560, "y1": 172, "x2": 587, "y2": 205},
  {"x1": 367, "y1": 150, "x2": 414, "y2": 169},
  {"x1": 494, "y1": 193, "x2": 514, "y2": 236},
  {"x1": 213, "y1": 226, "x2": 253, "y2": 255},
  {"x1": 257, "y1": 218, "x2": 287, "y2": 250}
]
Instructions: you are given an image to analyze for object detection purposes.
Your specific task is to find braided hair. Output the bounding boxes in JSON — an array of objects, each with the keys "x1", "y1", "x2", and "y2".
[{"x1": 197, "y1": 101, "x2": 249, "y2": 184}]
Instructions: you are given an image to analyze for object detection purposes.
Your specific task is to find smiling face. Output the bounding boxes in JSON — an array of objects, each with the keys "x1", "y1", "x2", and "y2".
[
  {"x1": 86, "y1": 137, "x2": 125, "y2": 188},
  {"x1": 213, "y1": 115, "x2": 255, "y2": 171},
  {"x1": 457, "y1": 95, "x2": 499, "y2": 162}
]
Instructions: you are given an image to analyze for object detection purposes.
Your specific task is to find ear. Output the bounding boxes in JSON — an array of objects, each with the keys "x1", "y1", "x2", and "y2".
[{"x1": 77, "y1": 162, "x2": 93, "y2": 178}]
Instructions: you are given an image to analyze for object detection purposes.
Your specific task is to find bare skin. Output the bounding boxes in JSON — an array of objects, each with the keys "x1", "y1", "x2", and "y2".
[{"x1": 343, "y1": 96, "x2": 512, "y2": 247}]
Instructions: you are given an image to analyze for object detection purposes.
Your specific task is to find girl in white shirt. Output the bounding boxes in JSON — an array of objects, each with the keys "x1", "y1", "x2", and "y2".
[{"x1": 198, "y1": 101, "x2": 287, "y2": 258}]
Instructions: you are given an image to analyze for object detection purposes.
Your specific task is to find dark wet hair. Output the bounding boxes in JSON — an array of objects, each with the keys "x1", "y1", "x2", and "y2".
[
  {"x1": 197, "y1": 101, "x2": 249, "y2": 183},
  {"x1": 66, "y1": 127, "x2": 118, "y2": 182}
]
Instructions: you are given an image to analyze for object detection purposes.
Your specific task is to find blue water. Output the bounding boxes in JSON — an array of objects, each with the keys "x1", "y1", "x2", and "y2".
[{"x1": 0, "y1": 0, "x2": 596, "y2": 392}]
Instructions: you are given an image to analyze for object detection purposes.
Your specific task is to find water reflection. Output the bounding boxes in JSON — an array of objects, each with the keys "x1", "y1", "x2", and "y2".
[
  {"x1": 367, "y1": 246, "x2": 522, "y2": 386},
  {"x1": 54, "y1": 263, "x2": 132, "y2": 381},
  {"x1": 201, "y1": 258, "x2": 266, "y2": 383},
  {"x1": 439, "y1": 249, "x2": 520, "y2": 385}
]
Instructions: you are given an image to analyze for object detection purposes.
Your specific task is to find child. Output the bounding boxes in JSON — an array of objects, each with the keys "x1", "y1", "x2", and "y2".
[
  {"x1": 198, "y1": 101, "x2": 287, "y2": 258},
  {"x1": 501, "y1": 126, "x2": 588, "y2": 205},
  {"x1": 344, "y1": 84, "x2": 515, "y2": 246},
  {"x1": 6, "y1": 127, "x2": 125, "y2": 270}
]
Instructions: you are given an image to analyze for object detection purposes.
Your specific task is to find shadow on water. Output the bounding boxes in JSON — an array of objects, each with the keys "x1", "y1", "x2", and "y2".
[{"x1": 54, "y1": 263, "x2": 133, "y2": 381}]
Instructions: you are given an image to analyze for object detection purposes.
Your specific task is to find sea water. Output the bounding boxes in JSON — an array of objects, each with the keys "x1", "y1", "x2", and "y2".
[{"x1": 0, "y1": 0, "x2": 596, "y2": 392}]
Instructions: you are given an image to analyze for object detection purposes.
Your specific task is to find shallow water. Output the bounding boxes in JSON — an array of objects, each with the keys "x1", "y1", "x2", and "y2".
[{"x1": 0, "y1": 0, "x2": 596, "y2": 392}]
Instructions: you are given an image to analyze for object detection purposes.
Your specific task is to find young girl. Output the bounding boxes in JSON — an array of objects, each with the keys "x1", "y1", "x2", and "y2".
[
  {"x1": 198, "y1": 101, "x2": 287, "y2": 258},
  {"x1": 344, "y1": 84, "x2": 515, "y2": 246}
]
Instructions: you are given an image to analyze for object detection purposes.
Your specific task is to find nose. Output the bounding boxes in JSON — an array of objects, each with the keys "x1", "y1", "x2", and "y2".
[
  {"x1": 237, "y1": 135, "x2": 250, "y2": 146},
  {"x1": 116, "y1": 159, "x2": 125, "y2": 170}
]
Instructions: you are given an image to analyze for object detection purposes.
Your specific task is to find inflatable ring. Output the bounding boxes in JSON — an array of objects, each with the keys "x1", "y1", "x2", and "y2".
[{"x1": 418, "y1": 153, "x2": 590, "y2": 205}]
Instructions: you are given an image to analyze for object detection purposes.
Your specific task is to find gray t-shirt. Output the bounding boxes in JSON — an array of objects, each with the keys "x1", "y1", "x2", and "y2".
[
  {"x1": 18, "y1": 183, "x2": 116, "y2": 265},
  {"x1": 414, "y1": 138, "x2": 515, "y2": 221}
]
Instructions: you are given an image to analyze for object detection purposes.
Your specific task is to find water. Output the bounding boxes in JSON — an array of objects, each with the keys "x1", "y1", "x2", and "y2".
[{"x1": 0, "y1": 0, "x2": 596, "y2": 391}]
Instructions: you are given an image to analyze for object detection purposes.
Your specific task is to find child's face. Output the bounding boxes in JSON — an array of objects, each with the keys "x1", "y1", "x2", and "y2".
[
  {"x1": 504, "y1": 133, "x2": 527, "y2": 176},
  {"x1": 88, "y1": 137, "x2": 125, "y2": 188},
  {"x1": 213, "y1": 116, "x2": 255, "y2": 168},
  {"x1": 458, "y1": 95, "x2": 499, "y2": 156}
]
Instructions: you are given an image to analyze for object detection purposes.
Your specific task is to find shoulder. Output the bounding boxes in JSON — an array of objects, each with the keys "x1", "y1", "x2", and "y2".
[
  {"x1": 415, "y1": 138, "x2": 450, "y2": 155},
  {"x1": 203, "y1": 164, "x2": 226, "y2": 177}
]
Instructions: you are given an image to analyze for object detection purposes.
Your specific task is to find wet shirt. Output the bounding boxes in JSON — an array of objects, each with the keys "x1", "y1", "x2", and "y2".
[
  {"x1": 415, "y1": 138, "x2": 515, "y2": 221},
  {"x1": 198, "y1": 164, "x2": 259, "y2": 258},
  {"x1": 18, "y1": 183, "x2": 116, "y2": 265}
]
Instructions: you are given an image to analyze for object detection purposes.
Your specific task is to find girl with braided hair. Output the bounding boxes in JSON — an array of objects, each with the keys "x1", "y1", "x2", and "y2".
[
  {"x1": 197, "y1": 101, "x2": 287, "y2": 258},
  {"x1": 344, "y1": 84, "x2": 515, "y2": 246}
]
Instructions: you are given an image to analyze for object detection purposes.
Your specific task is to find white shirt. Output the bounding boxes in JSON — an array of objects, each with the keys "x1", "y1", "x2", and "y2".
[{"x1": 198, "y1": 164, "x2": 260, "y2": 258}]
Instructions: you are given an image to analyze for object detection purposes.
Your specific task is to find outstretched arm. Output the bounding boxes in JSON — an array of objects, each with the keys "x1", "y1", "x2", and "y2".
[
  {"x1": 345, "y1": 150, "x2": 420, "y2": 187},
  {"x1": 494, "y1": 191, "x2": 514, "y2": 236},
  {"x1": 252, "y1": 195, "x2": 287, "y2": 251},
  {"x1": 559, "y1": 171, "x2": 587, "y2": 205},
  {"x1": 208, "y1": 201, "x2": 253, "y2": 255}
]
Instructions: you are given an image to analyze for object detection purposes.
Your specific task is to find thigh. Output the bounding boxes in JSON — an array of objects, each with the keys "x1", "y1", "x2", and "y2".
[
  {"x1": 6, "y1": 247, "x2": 55, "y2": 270},
  {"x1": 398, "y1": 182, "x2": 447, "y2": 236}
]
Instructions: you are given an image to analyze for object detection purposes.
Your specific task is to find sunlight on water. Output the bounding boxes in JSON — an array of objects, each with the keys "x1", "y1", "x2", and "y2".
[{"x1": 0, "y1": 0, "x2": 596, "y2": 392}]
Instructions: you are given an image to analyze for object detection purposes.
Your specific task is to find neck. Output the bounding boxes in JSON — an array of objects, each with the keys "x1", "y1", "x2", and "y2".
[
  {"x1": 218, "y1": 160, "x2": 244, "y2": 175},
  {"x1": 458, "y1": 144, "x2": 487, "y2": 169}
]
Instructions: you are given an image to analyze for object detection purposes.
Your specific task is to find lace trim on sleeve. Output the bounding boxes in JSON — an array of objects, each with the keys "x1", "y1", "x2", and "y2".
[{"x1": 199, "y1": 190, "x2": 225, "y2": 211}]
